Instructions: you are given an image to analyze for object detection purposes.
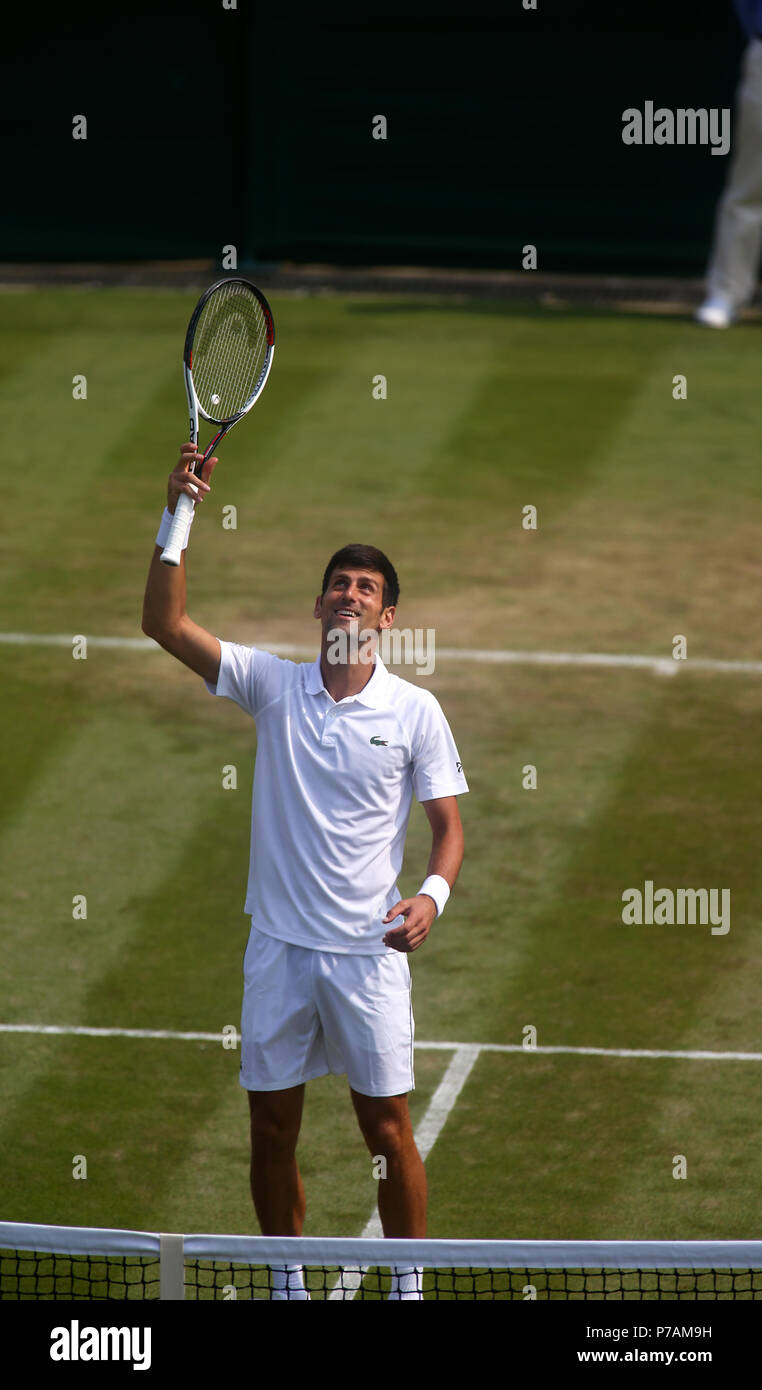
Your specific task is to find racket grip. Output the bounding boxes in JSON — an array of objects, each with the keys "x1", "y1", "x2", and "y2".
[{"x1": 160, "y1": 489, "x2": 196, "y2": 566}]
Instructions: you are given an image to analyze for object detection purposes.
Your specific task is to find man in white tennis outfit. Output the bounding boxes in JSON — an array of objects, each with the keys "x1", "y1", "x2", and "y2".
[{"x1": 142, "y1": 446, "x2": 467, "y2": 1298}]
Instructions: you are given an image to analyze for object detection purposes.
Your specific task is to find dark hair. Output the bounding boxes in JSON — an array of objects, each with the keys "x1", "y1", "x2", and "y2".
[{"x1": 321, "y1": 544, "x2": 399, "y2": 611}]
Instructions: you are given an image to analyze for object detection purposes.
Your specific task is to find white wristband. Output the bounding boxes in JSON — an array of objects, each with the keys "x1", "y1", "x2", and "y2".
[
  {"x1": 418, "y1": 874, "x2": 450, "y2": 918},
  {"x1": 156, "y1": 505, "x2": 194, "y2": 550}
]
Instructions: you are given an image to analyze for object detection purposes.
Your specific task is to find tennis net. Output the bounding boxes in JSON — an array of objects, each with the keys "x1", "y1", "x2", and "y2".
[{"x1": 2, "y1": 1224, "x2": 762, "y2": 1300}]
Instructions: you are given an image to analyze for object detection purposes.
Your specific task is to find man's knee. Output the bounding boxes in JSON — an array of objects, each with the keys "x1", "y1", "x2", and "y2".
[
  {"x1": 365, "y1": 1118, "x2": 409, "y2": 1161},
  {"x1": 248, "y1": 1089, "x2": 303, "y2": 1155},
  {"x1": 352, "y1": 1093, "x2": 413, "y2": 1157}
]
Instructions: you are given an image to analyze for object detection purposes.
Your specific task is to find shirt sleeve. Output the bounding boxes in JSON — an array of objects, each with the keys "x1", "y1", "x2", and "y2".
[
  {"x1": 410, "y1": 691, "x2": 469, "y2": 802},
  {"x1": 204, "y1": 640, "x2": 292, "y2": 719}
]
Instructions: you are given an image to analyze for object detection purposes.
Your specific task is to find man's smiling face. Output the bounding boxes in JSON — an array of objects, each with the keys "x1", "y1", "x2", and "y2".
[{"x1": 313, "y1": 566, "x2": 396, "y2": 638}]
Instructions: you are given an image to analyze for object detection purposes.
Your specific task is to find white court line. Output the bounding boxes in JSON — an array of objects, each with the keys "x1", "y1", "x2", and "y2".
[
  {"x1": 328, "y1": 1044, "x2": 482, "y2": 1300},
  {"x1": 418, "y1": 1041, "x2": 762, "y2": 1063},
  {"x1": 2, "y1": 630, "x2": 762, "y2": 674},
  {"x1": 0, "y1": 1024, "x2": 226, "y2": 1041},
  {"x1": 1, "y1": 1024, "x2": 760, "y2": 1062},
  {"x1": 0, "y1": 633, "x2": 157, "y2": 650}
]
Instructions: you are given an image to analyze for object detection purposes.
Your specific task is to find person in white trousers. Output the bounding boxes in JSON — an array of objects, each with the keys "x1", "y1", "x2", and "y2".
[{"x1": 697, "y1": 2, "x2": 762, "y2": 327}]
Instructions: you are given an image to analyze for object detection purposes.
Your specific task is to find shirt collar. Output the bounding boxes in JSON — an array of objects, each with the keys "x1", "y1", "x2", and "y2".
[{"x1": 304, "y1": 652, "x2": 390, "y2": 708}]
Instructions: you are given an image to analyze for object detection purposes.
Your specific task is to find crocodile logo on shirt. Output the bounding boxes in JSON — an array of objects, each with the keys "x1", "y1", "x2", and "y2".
[{"x1": 370, "y1": 736, "x2": 389, "y2": 746}]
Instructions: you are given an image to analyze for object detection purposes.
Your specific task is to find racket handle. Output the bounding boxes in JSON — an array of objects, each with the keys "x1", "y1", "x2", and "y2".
[{"x1": 160, "y1": 488, "x2": 197, "y2": 567}]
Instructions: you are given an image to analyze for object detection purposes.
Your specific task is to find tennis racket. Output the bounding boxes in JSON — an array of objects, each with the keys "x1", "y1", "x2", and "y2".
[{"x1": 160, "y1": 277, "x2": 275, "y2": 566}]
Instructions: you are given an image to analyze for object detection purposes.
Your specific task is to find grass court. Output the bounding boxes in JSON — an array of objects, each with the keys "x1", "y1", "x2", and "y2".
[{"x1": 1, "y1": 286, "x2": 760, "y2": 1248}]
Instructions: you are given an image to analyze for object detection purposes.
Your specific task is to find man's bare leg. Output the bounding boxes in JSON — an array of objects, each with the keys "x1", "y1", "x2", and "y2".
[
  {"x1": 248, "y1": 1085, "x2": 306, "y2": 1235},
  {"x1": 350, "y1": 1089, "x2": 427, "y2": 1237}
]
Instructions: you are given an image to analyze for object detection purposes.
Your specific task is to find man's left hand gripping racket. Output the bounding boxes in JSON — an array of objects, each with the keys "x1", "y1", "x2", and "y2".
[{"x1": 160, "y1": 277, "x2": 275, "y2": 566}]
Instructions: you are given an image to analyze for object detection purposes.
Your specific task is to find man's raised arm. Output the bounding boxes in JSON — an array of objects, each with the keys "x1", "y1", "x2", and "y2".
[{"x1": 141, "y1": 445, "x2": 221, "y2": 685}]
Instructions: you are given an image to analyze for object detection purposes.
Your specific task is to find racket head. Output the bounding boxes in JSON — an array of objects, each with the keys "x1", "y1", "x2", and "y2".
[{"x1": 184, "y1": 277, "x2": 275, "y2": 427}]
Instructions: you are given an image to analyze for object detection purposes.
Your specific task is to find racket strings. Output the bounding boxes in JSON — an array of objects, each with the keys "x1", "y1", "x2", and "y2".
[
  {"x1": 227, "y1": 308, "x2": 268, "y2": 419},
  {"x1": 191, "y1": 282, "x2": 270, "y2": 421}
]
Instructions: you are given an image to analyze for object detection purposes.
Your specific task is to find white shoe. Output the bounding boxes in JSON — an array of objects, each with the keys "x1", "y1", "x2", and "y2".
[
  {"x1": 387, "y1": 1265, "x2": 424, "y2": 1299},
  {"x1": 269, "y1": 1263, "x2": 311, "y2": 1299},
  {"x1": 695, "y1": 295, "x2": 736, "y2": 328}
]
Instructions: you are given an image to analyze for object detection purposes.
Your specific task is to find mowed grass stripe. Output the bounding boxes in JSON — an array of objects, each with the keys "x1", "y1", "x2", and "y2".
[
  {"x1": 0, "y1": 648, "x2": 260, "y2": 1228},
  {"x1": 0, "y1": 666, "x2": 89, "y2": 841},
  {"x1": 359, "y1": 309, "x2": 685, "y2": 645},
  {"x1": 0, "y1": 297, "x2": 188, "y2": 630},
  {"x1": 418, "y1": 309, "x2": 667, "y2": 511},
  {"x1": 0, "y1": 328, "x2": 62, "y2": 381},
  {"x1": 491, "y1": 674, "x2": 762, "y2": 1052},
  {"x1": 543, "y1": 675, "x2": 762, "y2": 1237},
  {"x1": 0, "y1": 689, "x2": 258, "y2": 1228},
  {"x1": 424, "y1": 1051, "x2": 759, "y2": 1240},
  {"x1": 561, "y1": 1053, "x2": 761, "y2": 1241},
  {"x1": 490, "y1": 316, "x2": 762, "y2": 656},
  {"x1": 0, "y1": 326, "x2": 178, "y2": 631},
  {"x1": 433, "y1": 665, "x2": 762, "y2": 1051},
  {"x1": 392, "y1": 312, "x2": 762, "y2": 656},
  {"x1": 0, "y1": 704, "x2": 237, "y2": 1084},
  {"x1": 1, "y1": 327, "x2": 176, "y2": 519},
  {"x1": 0, "y1": 1034, "x2": 243, "y2": 1230}
]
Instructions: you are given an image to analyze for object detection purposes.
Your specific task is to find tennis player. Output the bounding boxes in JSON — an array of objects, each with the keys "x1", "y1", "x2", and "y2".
[{"x1": 142, "y1": 447, "x2": 468, "y2": 1296}]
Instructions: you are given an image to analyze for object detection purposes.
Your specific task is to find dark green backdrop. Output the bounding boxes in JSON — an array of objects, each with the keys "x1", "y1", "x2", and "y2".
[{"x1": 1, "y1": 1, "x2": 744, "y2": 274}]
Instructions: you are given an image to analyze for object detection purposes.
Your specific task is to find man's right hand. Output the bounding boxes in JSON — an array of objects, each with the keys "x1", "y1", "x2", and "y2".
[{"x1": 168, "y1": 443, "x2": 217, "y2": 514}]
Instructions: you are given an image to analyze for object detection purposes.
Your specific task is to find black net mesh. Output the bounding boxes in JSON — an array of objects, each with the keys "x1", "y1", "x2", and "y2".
[
  {"x1": 1, "y1": 1250, "x2": 160, "y2": 1300},
  {"x1": 3, "y1": 1247, "x2": 761, "y2": 1300},
  {"x1": 183, "y1": 1261, "x2": 762, "y2": 1301}
]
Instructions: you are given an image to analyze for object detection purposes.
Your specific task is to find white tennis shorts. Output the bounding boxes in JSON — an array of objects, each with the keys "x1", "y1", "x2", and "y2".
[{"x1": 239, "y1": 924, "x2": 415, "y2": 1097}]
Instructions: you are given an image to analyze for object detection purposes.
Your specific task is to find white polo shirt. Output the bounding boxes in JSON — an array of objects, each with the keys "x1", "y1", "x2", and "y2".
[{"x1": 205, "y1": 641, "x2": 468, "y2": 954}]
